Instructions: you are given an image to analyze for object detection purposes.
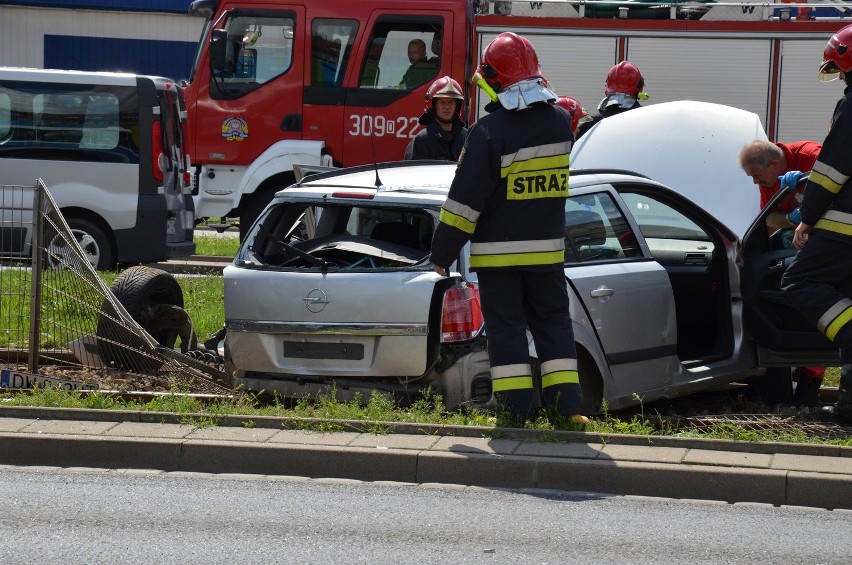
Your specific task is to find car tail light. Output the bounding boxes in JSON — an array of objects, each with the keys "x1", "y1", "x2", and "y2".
[
  {"x1": 151, "y1": 120, "x2": 164, "y2": 182},
  {"x1": 332, "y1": 191, "x2": 374, "y2": 199},
  {"x1": 440, "y1": 282, "x2": 484, "y2": 343}
]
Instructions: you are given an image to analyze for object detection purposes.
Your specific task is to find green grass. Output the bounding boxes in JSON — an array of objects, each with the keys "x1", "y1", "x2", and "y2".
[
  {"x1": 194, "y1": 233, "x2": 240, "y2": 257},
  {"x1": 2, "y1": 385, "x2": 850, "y2": 446}
]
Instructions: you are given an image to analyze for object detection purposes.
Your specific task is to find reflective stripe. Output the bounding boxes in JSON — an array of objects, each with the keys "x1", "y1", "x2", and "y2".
[
  {"x1": 492, "y1": 376, "x2": 534, "y2": 392},
  {"x1": 470, "y1": 249, "x2": 565, "y2": 268},
  {"x1": 491, "y1": 363, "x2": 532, "y2": 379},
  {"x1": 472, "y1": 238, "x2": 564, "y2": 256},
  {"x1": 442, "y1": 198, "x2": 480, "y2": 224},
  {"x1": 541, "y1": 358, "x2": 578, "y2": 375},
  {"x1": 500, "y1": 141, "x2": 572, "y2": 169},
  {"x1": 439, "y1": 208, "x2": 476, "y2": 235},
  {"x1": 814, "y1": 210, "x2": 852, "y2": 237},
  {"x1": 818, "y1": 298, "x2": 852, "y2": 339},
  {"x1": 810, "y1": 160, "x2": 848, "y2": 194},
  {"x1": 542, "y1": 370, "x2": 580, "y2": 388}
]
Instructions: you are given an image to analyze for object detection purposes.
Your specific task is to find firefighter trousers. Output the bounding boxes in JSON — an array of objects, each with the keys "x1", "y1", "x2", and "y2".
[
  {"x1": 781, "y1": 231, "x2": 852, "y2": 364},
  {"x1": 477, "y1": 269, "x2": 581, "y2": 421}
]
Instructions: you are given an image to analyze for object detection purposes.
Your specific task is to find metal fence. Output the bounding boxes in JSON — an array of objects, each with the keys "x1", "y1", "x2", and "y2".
[{"x1": 0, "y1": 180, "x2": 229, "y2": 394}]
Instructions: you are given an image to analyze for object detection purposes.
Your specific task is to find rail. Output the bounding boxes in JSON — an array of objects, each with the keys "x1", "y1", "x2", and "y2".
[{"x1": 480, "y1": 0, "x2": 852, "y2": 21}]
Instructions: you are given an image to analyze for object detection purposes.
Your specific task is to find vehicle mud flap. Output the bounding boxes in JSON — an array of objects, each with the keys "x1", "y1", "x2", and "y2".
[{"x1": 96, "y1": 266, "x2": 185, "y2": 373}]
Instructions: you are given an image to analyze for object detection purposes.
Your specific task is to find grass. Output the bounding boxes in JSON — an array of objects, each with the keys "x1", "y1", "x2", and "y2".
[
  {"x1": 2, "y1": 385, "x2": 850, "y2": 447},
  {"x1": 194, "y1": 233, "x2": 240, "y2": 258}
]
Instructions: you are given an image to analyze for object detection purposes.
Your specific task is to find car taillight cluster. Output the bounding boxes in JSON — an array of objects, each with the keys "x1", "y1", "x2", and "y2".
[
  {"x1": 440, "y1": 281, "x2": 484, "y2": 343},
  {"x1": 151, "y1": 120, "x2": 164, "y2": 182}
]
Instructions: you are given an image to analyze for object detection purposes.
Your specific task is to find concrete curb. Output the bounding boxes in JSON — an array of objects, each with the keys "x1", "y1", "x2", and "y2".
[{"x1": 0, "y1": 407, "x2": 850, "y2": 509}]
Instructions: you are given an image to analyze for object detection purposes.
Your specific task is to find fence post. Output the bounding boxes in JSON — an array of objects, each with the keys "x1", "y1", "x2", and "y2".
[{"x1": 27, "y1": 179, "x2": 46, "y2": 373}]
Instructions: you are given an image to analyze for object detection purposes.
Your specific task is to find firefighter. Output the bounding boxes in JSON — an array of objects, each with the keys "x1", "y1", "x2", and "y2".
[
  {"x1": 404, "y1": 76, "x2": 468, "y2": 161},
  {"x1": 554, "y1": 96, "x2": 592, "y2": 140},
  {"x1": 781, "y1": 24, "x2": 852, "y2": 425},
  {"x1": 738, "y1": 139, "x2": 826, "y2": 407},
  {"x1": 430, "y1": 32, "x2": 587, "y2": 425},
  {"x1": 576, "y1": 61, "x2": 647, "y2": 139}
]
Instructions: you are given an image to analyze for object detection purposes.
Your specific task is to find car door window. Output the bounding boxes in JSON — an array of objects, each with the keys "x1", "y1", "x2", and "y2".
[
  {"x1": 620, "y1": 191, "x2": 715, "y2": 266},
  {"x1": 565, "y1": 192, "x2": 642, "y2": 263}
]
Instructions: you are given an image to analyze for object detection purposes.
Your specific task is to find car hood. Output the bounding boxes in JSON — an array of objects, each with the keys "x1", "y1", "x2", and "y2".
[{"x1": 571, "y1": 101, "x2": 766, "y2": 238}]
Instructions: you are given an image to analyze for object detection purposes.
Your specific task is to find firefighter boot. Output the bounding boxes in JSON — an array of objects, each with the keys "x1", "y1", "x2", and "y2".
[
  {"x1": 820, "y1": 364, "x2": 852, "y2": 425},
  {"x1": 541, "y1": 383, "x2": 587, "y2": 424},
  {"x1": 791, "y1": 370, "x2": 823, "y2": 408},
  {"x1": 493, "y1": 389, "x2": 536, "y2": 423}
]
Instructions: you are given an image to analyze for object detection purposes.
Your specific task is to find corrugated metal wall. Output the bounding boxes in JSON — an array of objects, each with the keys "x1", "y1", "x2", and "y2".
[{"x1": 0, "y1": 4, "x2": 203, "y2": 81}]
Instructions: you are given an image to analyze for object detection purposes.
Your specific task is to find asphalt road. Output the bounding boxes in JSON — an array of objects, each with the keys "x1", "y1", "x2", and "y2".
[{"x1": 0, "y1": 467, "x2": 848, "y2": 564}]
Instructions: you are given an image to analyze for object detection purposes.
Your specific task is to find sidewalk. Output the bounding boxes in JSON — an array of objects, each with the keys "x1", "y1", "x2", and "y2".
[{"x1": 0, "y1": 406, "x2": 850, "y2": 510}]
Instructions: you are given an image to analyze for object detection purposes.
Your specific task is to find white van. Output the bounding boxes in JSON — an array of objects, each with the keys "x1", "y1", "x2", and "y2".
[{"x1": 0, "y1": 67, "x2": 195, "y2": 269}]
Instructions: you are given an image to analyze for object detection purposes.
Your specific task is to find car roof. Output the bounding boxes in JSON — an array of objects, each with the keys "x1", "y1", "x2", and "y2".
[{"x1": 571, "y1": 100, "x2": 765, "y2": 238}]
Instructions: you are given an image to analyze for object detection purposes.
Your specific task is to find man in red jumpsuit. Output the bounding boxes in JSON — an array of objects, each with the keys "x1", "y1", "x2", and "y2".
[{"x1": 739, "y1": 139, "x2": 826, "y2": 407}]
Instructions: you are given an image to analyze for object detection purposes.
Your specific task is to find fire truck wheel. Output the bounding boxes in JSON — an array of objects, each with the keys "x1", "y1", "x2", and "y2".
[{"x1": 239, "y1": 184, "x2": 286, "y2": 241}]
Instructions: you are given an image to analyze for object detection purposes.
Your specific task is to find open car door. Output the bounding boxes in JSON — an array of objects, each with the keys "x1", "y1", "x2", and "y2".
[{"x1": 740, "y1": 182, "x2": 841, "y2": 367}]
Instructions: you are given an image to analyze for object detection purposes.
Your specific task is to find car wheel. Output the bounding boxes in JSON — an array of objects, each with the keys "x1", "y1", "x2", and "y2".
[
  {"x1": 46, "y1": 217, "x2": 116, "y2": 271},
  {"x1": 96, "y1": 266, "x2": 185, "y2": 373},
  {"x1": 578, "y1": 349, "x2": 604, "y2": 415},
  {"x1": 746, "y1": 367, "x2": 794, "y2": 406}
]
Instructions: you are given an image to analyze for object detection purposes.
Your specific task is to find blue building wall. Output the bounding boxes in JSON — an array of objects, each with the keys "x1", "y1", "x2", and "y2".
[{"x1": 44, "y1": 35, "x2": 197, "y2": 81}]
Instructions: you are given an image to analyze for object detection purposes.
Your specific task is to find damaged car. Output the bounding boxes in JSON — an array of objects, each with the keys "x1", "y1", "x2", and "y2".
[{"x1": 220, "y1": 101, "x2": 840, "y2": 413}]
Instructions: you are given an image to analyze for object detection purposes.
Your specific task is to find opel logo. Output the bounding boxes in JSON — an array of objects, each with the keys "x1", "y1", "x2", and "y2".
[{"x1": 303, "y1": 288, "x2": 329, "y2": 313}]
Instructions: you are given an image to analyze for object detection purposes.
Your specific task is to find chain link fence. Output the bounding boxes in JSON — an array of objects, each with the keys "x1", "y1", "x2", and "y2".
[{"x1": 0, "y1": 180, "x2": 230, "y2": 394}]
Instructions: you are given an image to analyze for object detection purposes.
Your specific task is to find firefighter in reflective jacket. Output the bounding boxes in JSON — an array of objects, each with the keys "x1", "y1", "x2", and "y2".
[
  {"x1": 781, "y1": 24, "x2": 852, "y2": 425},
  {"x1": 430, "y1": 32, "x2": 587, "y2": 424}
]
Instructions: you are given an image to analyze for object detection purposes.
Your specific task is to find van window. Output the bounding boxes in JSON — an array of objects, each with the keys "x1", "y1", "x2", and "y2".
[
  {"x1": 359, "y1": 17, "x2": 443, "y2": 90},
  {"x1": 0, "y1": 82, "x2": 139, "y2": 163}
]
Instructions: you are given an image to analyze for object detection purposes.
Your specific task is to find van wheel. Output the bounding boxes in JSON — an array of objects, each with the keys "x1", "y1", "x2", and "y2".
[
  {"x1": 47, "y1": 218, "x2": 115, "y2": 271},
  {"x1": 96, "y1": 266, "x2": 184, "y2": 373}
]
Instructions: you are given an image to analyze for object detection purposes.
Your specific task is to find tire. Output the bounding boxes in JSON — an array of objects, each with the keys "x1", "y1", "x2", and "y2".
[
  {"x1": 239, "y1": 185, "x2": 284, "y2": 241},
  {"x1": 46, "y1": 217, "x2": 116, "y2": 271},
  {"x1": 96, "y1": 266, "x2": 184, "y2": 373},
  {"x1": 746, "y1": 367, "x2": 794, "y2": 406}
]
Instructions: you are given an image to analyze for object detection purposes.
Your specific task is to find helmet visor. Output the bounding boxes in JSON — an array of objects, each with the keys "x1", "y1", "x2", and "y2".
[
  {"x1": 599, "y1": 93, "x2": 638, "y2": 111},
  {"x1": 819, "y1": 59, "x2": 842, "y2": 82}
]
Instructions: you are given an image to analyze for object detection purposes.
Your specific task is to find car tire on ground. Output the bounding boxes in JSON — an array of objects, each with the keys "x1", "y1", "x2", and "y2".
[
  {"x1": 96, "y1": 266, "x2": 184, "y2": 373},
  {"x1": 746, "y1": 366, "x2": 794, "y2": 406}
]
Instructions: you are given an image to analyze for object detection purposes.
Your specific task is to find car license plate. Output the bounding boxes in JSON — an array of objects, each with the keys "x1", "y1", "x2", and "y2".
[
  {"x1": 0, "y1": 369, "x2": 98, "y2": 391},
  {"x1": 283, "y1": 341, "x2": 364, "y2": 360}
]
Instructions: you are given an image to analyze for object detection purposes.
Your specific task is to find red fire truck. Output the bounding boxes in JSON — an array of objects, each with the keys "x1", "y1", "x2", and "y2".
[{"x1": 182, "y1": 0, "x2": 852, "y2": 236}]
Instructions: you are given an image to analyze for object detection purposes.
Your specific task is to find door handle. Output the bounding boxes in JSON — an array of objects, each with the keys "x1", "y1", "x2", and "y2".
[{"x1": 590, "y1": 286, "x2": 614, "y2": 298}]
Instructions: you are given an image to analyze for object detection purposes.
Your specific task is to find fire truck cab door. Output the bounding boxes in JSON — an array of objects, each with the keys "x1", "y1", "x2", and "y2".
[{"x1": 341, "y1": 11, "x2": 453, "y2": 165}]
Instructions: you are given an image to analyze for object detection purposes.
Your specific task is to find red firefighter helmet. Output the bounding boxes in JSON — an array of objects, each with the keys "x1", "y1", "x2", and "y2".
[
  {"x1": 605, "y1": 61, "x2": 645, "y2": 96},
  {"x1": 424, "y1": 76, "x2": 465, "y2": 121},
  {"x1": 819, "y1": 24, "x2": 852, "y2": 81},
  {"x1": 554, "y1": 96, "x2": 591, "y2": 134},
  {"x1": 477, "y1": 32, "x2": 542, "y2": 93}
]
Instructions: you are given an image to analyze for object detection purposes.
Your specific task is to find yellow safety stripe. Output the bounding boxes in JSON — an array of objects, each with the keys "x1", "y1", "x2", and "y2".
[
  {"x1": 501, "y1": 154, "x2": 570, "y2": 179},
  {"x1": 541, "y1": 370, "x2": 580, "y2": 388},
  {"x1": 470, "y1": 249, "x2": 565, "y2": 268},
  {"x1": 442, "y1": 198, "x2": 480, "y2": 224},
  {"x1": 492, "y1": 376, "x2": 534, "y2": 392},
  {"x1": 507, "y1": 168, "x2": 569, "y2": 200},
  {"x1": 500, "y1": 141, "x2": 573, "y2": 169},
  {"x1": 814, "y1": 218, "x2": 852, "y2": 237},
  {"x1": 439, "y1": 208, "x2": 476, "y2": 235},
  {"x1": 825, "y1": 305, "x2": 852, "y2": 342},
  {"x1": 811, "y1": 161, "x2": 849, "y2": 194},
  {"x1": 818, "y1": 298, "x2": 852, "y2": 336}
]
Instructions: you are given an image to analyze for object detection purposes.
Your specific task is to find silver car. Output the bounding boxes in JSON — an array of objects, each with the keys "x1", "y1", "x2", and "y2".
[{"x1": 222, "y1": 102, "x2": 839, "y2": 413}]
